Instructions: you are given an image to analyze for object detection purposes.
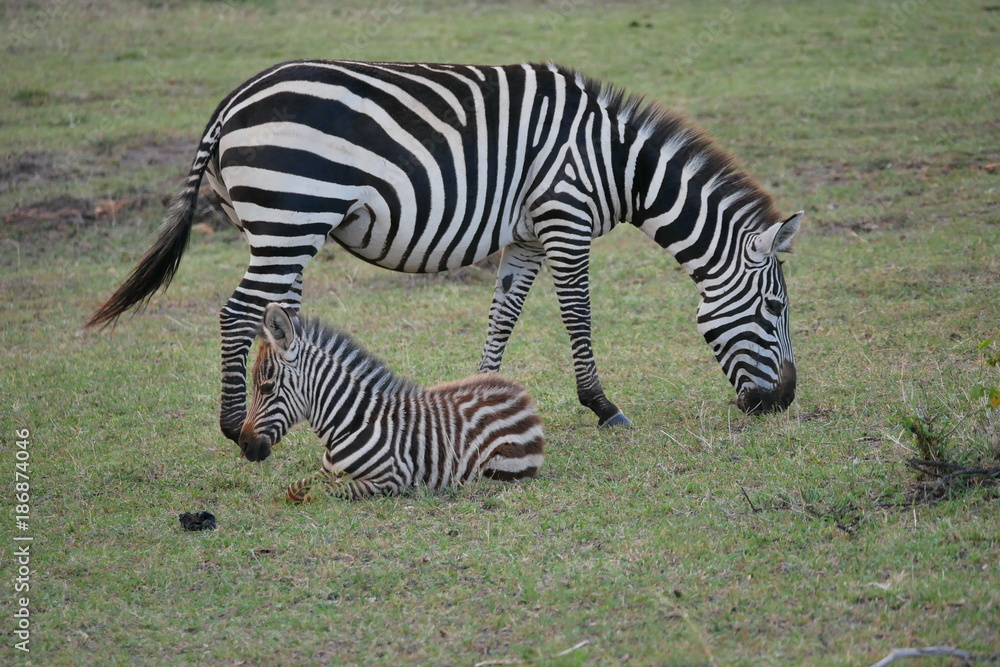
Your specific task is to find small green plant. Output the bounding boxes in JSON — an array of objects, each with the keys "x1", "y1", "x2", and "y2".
[
  {"x1": 971, "y1": 338, "x2": 1000, "y2": 410},
  {"x1": 897, "y1": 379, "x2": 1000, "y2": 503},
  {"x1": 979, "y1": 338, "x2": 1000, "y2": 368},
  {"x1": 899, "y1": 409, "x2": 951, "y2": 462},
  {"x1": 969, "y1": 384, "x2": 1000, "y2": 409},
  {"x1": 898, "y1": 383, "x2": 955, "y2": 462}
]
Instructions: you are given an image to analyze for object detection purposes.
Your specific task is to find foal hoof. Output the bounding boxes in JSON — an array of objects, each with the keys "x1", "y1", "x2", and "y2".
[
  {"x1": 286, "y1": 483, "x2": 310, "y2": 504},
  {"x1": 599, "y1": 412, "x2": 632, "y2": 428}
]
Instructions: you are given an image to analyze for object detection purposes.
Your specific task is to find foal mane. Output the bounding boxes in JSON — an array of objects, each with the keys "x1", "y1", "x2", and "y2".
[{"x1": 292, "y1": 316, "x2": 418, "y2": 395}]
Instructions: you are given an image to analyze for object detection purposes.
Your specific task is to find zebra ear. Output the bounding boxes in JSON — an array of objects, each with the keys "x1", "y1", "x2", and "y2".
[
  {"x1": 752, "y1": 211, "x2": 803, "y2": 257},
  {"x1": 262, "y1": 304, "x2": 297, "y2": 357}
]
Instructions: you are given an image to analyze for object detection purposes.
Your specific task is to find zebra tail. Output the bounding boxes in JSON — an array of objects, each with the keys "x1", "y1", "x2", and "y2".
[{"x1": 86, "y1": 124, "x2": 221, "y2": 329}]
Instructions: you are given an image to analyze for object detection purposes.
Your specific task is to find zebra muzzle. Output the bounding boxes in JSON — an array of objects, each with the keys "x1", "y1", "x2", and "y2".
[
  {"x1": 736, "y1": 361, "x2": 796, "y2": 415},
  {"x1": 238, "y1": 427, "x2": 272, "y2": 462}
]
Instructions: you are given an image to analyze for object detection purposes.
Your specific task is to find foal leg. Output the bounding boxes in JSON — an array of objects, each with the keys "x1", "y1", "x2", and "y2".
[
  {"x1": 285, "y1": 470, "x2": 400, "y2": 502},
  {"x1": 286, "y1": 469, "x2": 347, "y2": 502}
]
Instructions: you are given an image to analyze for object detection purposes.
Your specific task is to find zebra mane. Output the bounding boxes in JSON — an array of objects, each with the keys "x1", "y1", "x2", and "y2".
[
  {"x1": 292, "y1": 316, "x2": 418, "y2": 396},
  {"x1": 551, "y1": 63, "x2": 783, "y2": 230}
]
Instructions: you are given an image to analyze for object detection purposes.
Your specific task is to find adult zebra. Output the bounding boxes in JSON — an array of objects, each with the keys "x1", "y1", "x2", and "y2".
[{"x1": 88, "y1": 60, "x2": 802, "y2": 445}]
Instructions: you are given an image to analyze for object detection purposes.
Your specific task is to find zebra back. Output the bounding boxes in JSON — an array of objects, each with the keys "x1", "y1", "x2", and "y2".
[{"x1": 425, "y1": 373, "x2": 545, "y2": 483}]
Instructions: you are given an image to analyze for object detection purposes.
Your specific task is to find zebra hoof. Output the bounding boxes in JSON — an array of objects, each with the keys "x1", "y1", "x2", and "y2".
[
  {"x1": 599, "y1": 412, "x2": 632, "y2": 428},
  {"x1": 286, "y1": 481, "x2": 311, "y2": 503}
]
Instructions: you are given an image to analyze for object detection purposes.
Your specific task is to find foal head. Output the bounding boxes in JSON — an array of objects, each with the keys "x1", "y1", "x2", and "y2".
[{"x1": 239, "y1": 305, "x2": 309, "y2": 462}]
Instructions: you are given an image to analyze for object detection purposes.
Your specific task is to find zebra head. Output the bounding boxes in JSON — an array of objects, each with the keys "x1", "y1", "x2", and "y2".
[
  {"x1": 239, "y1": 305, "x2": 308, "y2": 462},
  {"x1": 696, "y1": 211, "x2": 802, "y2": 415}
]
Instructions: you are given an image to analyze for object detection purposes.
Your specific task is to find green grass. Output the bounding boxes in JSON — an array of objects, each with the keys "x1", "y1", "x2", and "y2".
[{"x1": 2, "y1": 0, "x2": 999, "y2": 664}]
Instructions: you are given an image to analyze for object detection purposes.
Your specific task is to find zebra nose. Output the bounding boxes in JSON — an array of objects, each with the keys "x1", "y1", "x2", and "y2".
[
  {"x1": 737, "y1": 362, "x2": 796, "y2": 415},
  {"x1": 238, "y1": 427, "x2": 272, "y2": 462}
]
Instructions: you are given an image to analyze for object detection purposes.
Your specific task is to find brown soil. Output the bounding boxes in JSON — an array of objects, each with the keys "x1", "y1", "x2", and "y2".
[
  {"x1": 3, "y1": 191, "x2": 164, "y2": 238},
  {"x1": 1, "y1": 136, "x2": 198, "y2": 195},
  {"x1": 0, "y1": 150, "x2": 73, "y2": 193},
  {"x1": 0, "y1": 136, "x2": 232, "y2": 259}
]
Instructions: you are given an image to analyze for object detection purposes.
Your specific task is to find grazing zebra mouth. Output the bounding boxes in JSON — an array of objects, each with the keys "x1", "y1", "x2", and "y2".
[
  {"x1": 736, "y1": 361, "x2": 796, "y2": 415},
  {"x1": 238, "y1": 429, "x2": 273, "y2": 462}
]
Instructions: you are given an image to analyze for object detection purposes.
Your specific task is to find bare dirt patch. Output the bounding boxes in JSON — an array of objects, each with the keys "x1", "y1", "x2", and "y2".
[
  {"x1": 0, "y1": 135, "x2": 234, "y2": 262},
  {"x1": 112, "y1": 136, "x2": 199, "y2": 173},
  {"x1": 0, "y1": 186, "x2": 230, "y2": 268},
  {"x1": 1, "y1": 135, "x2": 197, "y2": 195},
  {"x1": 0, "y1": 150, "x2": 72, "y2": 193},
  {"x1": 3, "y1": 192, "x2": 162, "y2": 236},
  {"x1": 792, "y1": 152, "x2": 999, "y2": 235}
]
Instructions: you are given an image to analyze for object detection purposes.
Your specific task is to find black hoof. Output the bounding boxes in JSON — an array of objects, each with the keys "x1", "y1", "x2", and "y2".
[{"x1": 599, "y1": 412, "x2": 632, "y2": 428}]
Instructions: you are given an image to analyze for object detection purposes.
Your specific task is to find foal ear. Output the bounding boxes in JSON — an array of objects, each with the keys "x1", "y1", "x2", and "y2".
[
  {"x1": 752, "y1": 211, "x2": 803, "y2": 257},
  {"x1": 262, "y1": 304, "x2": 297, "y2": 356}
]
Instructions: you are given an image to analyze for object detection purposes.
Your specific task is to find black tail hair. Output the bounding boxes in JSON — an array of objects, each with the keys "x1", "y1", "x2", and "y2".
[{"x1": 86, "y1": 126, "x2": 220, "y2": 329}]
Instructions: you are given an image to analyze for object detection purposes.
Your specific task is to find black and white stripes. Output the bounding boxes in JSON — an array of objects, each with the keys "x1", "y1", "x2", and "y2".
[
  {"x1": 240, "y1": 305, "x2": 544, "y2": 501},
  {"x1": 88, "y1": 59, "x2": 801, "y2": 439}
]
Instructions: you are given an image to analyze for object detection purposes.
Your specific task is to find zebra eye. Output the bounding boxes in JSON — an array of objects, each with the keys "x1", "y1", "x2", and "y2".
[
  {"x1": 260, "y1": 380, "x2": 276, "y2": 394},
  {"x1": 765, "y1": 298, "x2": 784, "y2": 316}
]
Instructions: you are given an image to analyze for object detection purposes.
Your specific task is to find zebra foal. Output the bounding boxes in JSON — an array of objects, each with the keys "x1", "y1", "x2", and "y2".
[{"x1": 241, "y1": 304, "x2": 544, "y2": 501}]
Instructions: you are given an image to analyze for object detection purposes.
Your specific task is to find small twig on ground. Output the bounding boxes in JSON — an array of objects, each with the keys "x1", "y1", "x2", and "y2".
[
  {"x1": 906, "y1": 459, "x2": 1000, "y2": 480},
  {"x1": 803, "y1": 504, "x2": 858, "y2": 535},
  {"x1": 472, "y1": 640, "x2": 590, "y2": 667},
  {"x1": 552, "y1": 640, "x2": 591, "y2": 658},
  {"x1": 907, "y1": 459, "x2": 971, "y2": 472},
  {"x1": 735, "y1": 488, "x2": 857, "y2": 534},
  {"x1": 739, "y1": 485, "x2": 761, "y2": 513},
  {"x1": 868, "y1": 645, "x2": 973, "y2": 667},
  {"x1": 897, "y1": 459, "x2": 1000, "y2": 506}
]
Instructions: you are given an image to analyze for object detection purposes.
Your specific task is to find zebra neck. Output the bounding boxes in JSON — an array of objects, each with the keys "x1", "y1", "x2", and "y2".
[{"x1": 624, "y1": 128, "x2": 777, "y2": 288}]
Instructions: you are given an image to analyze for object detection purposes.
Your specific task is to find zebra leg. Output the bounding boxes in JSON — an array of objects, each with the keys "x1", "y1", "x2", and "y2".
[
  {"x1": 219, "y1": 299, "x2": 258, "y2": 443},
  {"x1": 219, "y1": 261, "x2": 308, "y2": 443},
  {"x1": 286, "y1": 469, "x2": 347, "y2": 502},
  {"x1": 478, "y1": 242, "x2": 546, "y2": 373},
  {"x1": 540, "y1": 233, "x2": 631, "y2": 427}
]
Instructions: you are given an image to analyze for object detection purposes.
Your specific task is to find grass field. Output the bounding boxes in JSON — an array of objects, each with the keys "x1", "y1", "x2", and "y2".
[{"x1": 2, "y1": 0, "x2": 999, "y2": 664}]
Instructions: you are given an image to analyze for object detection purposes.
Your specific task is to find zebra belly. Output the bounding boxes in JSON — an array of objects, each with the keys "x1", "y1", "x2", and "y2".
[
  {"x1": 216, "y1": 129, "x2": 520, "y2": 272},
  {"x1": 329, "y1": 204, "x2": 517, "y2": 273}
]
